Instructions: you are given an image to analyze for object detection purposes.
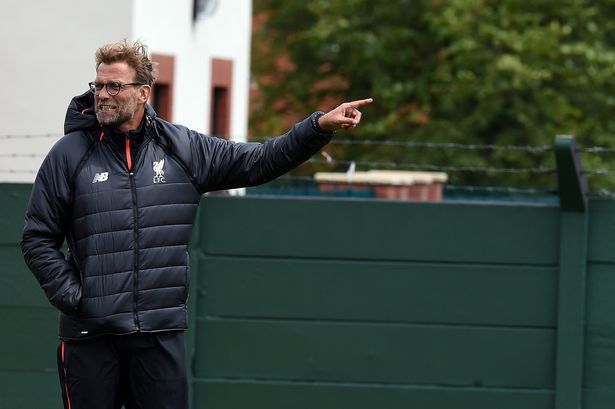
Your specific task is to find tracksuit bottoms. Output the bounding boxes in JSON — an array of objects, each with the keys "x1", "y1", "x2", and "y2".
[{"x1": 56, "y1": 331, "x2": 188, "y2": 409}]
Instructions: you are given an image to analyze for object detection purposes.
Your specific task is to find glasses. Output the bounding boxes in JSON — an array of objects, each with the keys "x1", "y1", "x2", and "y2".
[{"x1": 89, "y1": 81, "x2": 145, "y2": 96}]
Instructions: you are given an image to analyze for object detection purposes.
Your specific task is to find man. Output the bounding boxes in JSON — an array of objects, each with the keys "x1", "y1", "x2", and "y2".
[{"x1": 21, "y1": 39, "x2": 372, "y2": 409}]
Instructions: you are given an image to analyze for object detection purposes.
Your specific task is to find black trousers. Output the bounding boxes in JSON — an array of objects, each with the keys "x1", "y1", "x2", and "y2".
[{"x1": 56, "y1": 331, "x2": 188, "y2": 409}]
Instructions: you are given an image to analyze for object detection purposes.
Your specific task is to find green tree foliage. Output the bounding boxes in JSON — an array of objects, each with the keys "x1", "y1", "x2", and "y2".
[{"x1": 251, "y1": 0, "x2": 615, "y2": 189}]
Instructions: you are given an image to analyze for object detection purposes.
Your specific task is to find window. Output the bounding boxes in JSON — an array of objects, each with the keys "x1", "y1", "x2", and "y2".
[
  {"x1": 152, "y1": 83, "x2": 171, "y2": 121},
  {"x1": 149, "y1": 54, "x2": 175, "y2": 121},
  {"x1": 211, "y1": 86, "x2": 229, "y2": 138},
  {"x1": 210, "y1": 58, "x2": 233, "y2": 139}
]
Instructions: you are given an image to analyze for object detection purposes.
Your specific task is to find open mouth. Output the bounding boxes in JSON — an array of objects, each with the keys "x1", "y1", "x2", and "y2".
[{"x1": 99, "y1": 104, "x2": 116, "y2": 111}]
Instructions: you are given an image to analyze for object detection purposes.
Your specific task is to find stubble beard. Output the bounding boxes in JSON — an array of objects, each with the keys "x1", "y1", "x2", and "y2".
[{"x1": 95, "y1": 96, "x2": 138, "y2": 129}]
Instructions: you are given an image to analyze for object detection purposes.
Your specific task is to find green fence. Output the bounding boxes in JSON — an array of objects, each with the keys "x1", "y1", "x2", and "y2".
[{"x1": 1, "y1": 137, "x2": 614, "y2": 408}]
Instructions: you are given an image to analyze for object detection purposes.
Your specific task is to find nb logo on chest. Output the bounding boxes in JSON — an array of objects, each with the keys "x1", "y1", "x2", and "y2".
[
  {"x1": 153, "y1": 159, "x2": 166, "y2": 183},
  {"x1": 92, "y1": 172, "x2": 109, "y2": 183}
]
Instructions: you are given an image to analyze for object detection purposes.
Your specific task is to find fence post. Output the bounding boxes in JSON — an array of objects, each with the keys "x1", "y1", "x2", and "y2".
[{"x1": 553, "y1": 135, "x2": 589, "y2": 409}]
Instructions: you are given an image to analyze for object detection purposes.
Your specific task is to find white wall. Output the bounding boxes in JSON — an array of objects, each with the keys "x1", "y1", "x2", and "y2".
[
  {"x1": 133, "y1": 0, "x2": 252, "y2": 141},
  {"x1": 0, "y1": 0, "x2": 252, "y2": 182},
  {"x1": 194, "y1": 0, "x2": 253, "y2": 142},
  {"x1": 0, "y1": 0, "x2": 132, "y2": 182}
]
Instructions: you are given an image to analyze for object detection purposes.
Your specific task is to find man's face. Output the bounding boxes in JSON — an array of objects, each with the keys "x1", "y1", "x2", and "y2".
[{"x1": 94, "y1": 62, "x2": 142, "y2": 131}]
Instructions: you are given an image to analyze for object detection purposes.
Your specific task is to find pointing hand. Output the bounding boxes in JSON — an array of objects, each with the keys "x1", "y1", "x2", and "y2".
[{"x1": 317, "y1": 98, "x2": 374, "y2": 132}]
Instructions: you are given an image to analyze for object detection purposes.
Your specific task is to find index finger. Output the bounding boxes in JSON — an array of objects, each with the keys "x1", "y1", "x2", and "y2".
[{"x1": 348, "y1": 98, "x2": 374, "y2": 108}]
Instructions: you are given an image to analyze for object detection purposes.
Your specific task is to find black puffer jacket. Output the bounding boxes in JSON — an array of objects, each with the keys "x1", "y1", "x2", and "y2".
[{"x1": 21, "y1": 91, "x2": 333, "y2": 340}]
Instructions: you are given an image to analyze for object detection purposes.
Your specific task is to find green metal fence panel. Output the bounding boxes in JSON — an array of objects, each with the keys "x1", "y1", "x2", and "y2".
[
  {"x1": 197, "y1": 197, "x2": 560, "y2": 265},
  {"x1": 587, "y1": 199, "x2": 615, "y2": 263},
  {"x1": 194, "y1": 318, "x2": 554, "y2": 387},
  {"x1": 199, "y1": 257, "x2": 556, "y2": 326},
  {"x1": 0, "y1": 184, "x2": 32, "y2": 245},
  {"x1": 0, "y1": 247, "x2": 48, "y2": 308},
  {"x1": 584, "y1": 389, "x2": 615, "y2": 409},
  {"x1": 0, "y1": 307, "x2": 58, "y2": 370},
  {"x1": 0, "y1": 372, "x2": 60, "y2": 409},
  {"x1": 585, "y1": 219, "x2": 615, "y2": 406},
  {"x1": 193, "y1": 379, "x2": 554, "y2": 409},
  {"x1": 0, "y1": 183, "x2": 63, "y2": 409},
  {"x1": 190, "y1": 196, "x2": 560, "y2": 409}
]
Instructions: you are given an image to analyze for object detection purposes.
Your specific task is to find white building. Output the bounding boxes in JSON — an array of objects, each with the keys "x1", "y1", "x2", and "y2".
[{"x1": 0, "y1": 0, "x2": 252, "y2": 183}]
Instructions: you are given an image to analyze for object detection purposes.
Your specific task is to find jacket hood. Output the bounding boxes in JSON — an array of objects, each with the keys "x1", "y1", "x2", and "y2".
[
  {"x1": 64, "y1": 90, "x2": 158, "y2": 135},
  {"x1": 64, "y1": 90, "x2": 98, "y2": 134}
]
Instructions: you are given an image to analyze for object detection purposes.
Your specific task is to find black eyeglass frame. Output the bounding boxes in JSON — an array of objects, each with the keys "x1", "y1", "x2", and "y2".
[{"x1": 88, "y1": 81, "x2": 145, "y2": 96}]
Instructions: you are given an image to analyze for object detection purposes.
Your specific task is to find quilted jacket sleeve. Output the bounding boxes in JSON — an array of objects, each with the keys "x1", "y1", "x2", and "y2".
[
  {"x1": 185, "y1": 112, "x2": 334, "y2": 192},
  {"x1": 21, "y1": 143, "x2": 82, "y2": 315}
]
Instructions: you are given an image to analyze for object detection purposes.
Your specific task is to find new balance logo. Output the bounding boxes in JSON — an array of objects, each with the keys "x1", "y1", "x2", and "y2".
[{"x1": 92, "y1": 172, "x2": 109, "y2": 183}]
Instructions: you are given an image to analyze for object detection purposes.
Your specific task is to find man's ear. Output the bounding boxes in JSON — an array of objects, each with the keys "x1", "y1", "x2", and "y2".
[{"x1": 139, "y1": 85, "x2": 152, "y2": 104}]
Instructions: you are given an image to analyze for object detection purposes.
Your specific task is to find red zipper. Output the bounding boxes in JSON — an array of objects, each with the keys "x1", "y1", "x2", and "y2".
[
  {"x1": 61, "y1": 341, "x2": 73, "y2": 409},
  {"x1": 125, "y1": 137, "x2": 132, "y2": 170}
]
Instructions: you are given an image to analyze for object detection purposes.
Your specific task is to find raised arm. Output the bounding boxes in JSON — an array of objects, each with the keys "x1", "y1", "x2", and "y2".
[{"x1": 163, "y1": 98, "x2": 373, "y2": 193}]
